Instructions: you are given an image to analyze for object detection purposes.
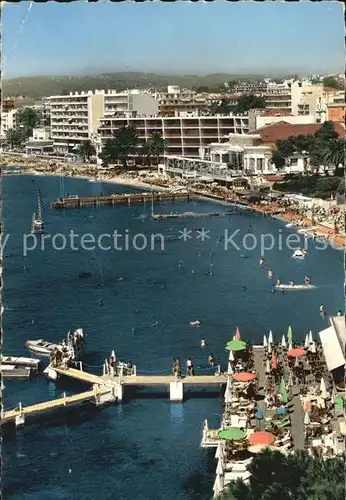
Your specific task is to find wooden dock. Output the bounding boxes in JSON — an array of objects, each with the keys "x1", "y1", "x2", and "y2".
[
  {"x1": 51, "y1": 191, "x2": 193, "y2": 209},
  {"x1": 53, "y1": 366, "x2": 106, "y2": 385},
  {"x1": 152, "y1": 212, "x2": 230, "y2": 220},
  {"x1": 1, "y1": 387, "x2": 109, "y2": 425}
]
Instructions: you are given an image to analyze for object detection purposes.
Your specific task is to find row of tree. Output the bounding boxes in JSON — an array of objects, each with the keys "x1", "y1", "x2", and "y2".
[
  {"x1": 220, "y1": 449, "x2": 345, "y2": 500},
  {"x1": 99, "y1": 126, "x2": 167, "y2": 167},
  {"x1": 209, "y1": 94, "x2": 266, "y2": 115}
]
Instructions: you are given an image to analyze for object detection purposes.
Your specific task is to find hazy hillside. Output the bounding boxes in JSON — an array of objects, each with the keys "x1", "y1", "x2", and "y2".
[{"x1": 3, "y1": 72, "x2": 270, "y2": 99}]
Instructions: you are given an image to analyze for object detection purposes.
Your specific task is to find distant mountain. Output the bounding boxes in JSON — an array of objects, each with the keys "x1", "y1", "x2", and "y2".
[{"x1": 3, "y1": 72, "x2": 272, "y2": 99}]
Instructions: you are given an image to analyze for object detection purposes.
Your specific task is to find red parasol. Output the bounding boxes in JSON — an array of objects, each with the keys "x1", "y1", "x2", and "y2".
[
  {"x1": 272, "y1": 353, "x2": 278, "y2": 370},
  {"x1": 232, "y1": 372, "x2": 257, "y2": 382},
  {"x1": 249, "y1": 431, "x2": 276, "y2": 446},
  {"x1": 288, "y1": 347, "x2": 306, "y2": 358},
  {"x1": 235, "y1": 327, "x2": 241, "y2": 340}
]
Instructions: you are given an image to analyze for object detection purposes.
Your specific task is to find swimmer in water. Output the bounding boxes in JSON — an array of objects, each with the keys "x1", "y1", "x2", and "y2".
[
  {"x1": 242, "y1": 286, "x2": 246, "y2": 291},
  {"x1": 200, "y1": 338, "x2": 206, "y2": 348},
  {"x1": 268, "y1": 269, "x2": 274, "y2": 279},
  {"x1": 260, "y1": 257, "x2": 265, "y2": 266},
  {"x1": 319, "y1": 304, "x2": 325, "y2": 315}
]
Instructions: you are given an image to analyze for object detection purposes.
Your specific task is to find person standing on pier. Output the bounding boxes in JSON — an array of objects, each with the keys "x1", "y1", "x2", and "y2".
[{"x1": 186, "y1": 358, "x2": 194, "y2": 376}]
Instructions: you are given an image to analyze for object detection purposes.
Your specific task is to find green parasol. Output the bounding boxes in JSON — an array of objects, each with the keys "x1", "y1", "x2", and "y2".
[
  {"x1": 218, "y1": 427, "x2": 247, "y2": 441},
  {"x1": 287, "y1": 326, "x2": 293, "y2": 345},
  {"x1": 279, "y1": 377, "x2": 288, "y2": 404},
  {"x1": 334, "y1": 395, "x2": 344, "y2": 411},
  {"x1": 226, "y1": 339, "x2": 247, "y2": 351}
]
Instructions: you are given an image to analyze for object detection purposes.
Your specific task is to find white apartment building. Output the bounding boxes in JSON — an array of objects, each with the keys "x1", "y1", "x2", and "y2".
[
  {"x1": 50, "y1": 89, "x2": 158, "y2": 153},
  {"x1": 291, "y1": 83, "x2": 323, "y2": 119},
  {"x1": 0, "y1": 108, "x2": 17, "y2": 138},
  {"x1": 208, "y1": 133, "x2": 275, "y2": 175},
  {"x1": 98, "y1": 115, "x2": 249, "y2": 158}
]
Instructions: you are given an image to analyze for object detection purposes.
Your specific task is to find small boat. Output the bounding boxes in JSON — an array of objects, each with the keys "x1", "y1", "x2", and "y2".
[
  {"x1": 292, "y1": 249, "x2": 307, "y2": 259},
  {"x1": 25, "y1": 339, "x2": 60, "y2": 357},
  {"x1": 190, "y1": 320, "x2": 201, "y2": 327},
  {"x1": 275, "y1": 284, "x2": 315, "y2": 291},
  {"x1": 31, "y1": 190, "x2": 44, "y2": 234},
  {"x1": 1, "y1": 364, "x2": 32, "y2": 379},
  {"x1": 1, "y1": 355, "x2": 41, "y2": 370},
  {"x1": 285, "y1": 222, "x2": 295, "y2": 228},
  {"x1": 89, "y1": 177, "x2": 102, "y2": 183}
]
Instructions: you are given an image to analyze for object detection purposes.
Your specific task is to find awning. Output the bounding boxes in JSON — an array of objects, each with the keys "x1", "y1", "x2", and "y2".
[{"x1": 319, "y1": 326, "x2": 345, "y2": 372}]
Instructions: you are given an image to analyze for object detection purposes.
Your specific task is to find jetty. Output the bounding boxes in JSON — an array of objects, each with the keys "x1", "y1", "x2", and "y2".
[
  {"x1": 1, "y1": 386, "x2": 112, "y2": 426},
  {"x1": 51, "y1": 191, "x2": 193, "y2": 209},
  {"x1": 2, "y1": 360, "x2": 227, "y2": 427},
  {"x1": 152, "y1": 211, "x2": 230, "y2": 220}
]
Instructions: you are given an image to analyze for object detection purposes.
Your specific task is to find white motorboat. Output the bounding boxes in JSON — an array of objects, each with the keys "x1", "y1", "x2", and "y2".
[
  {"x1": 31, "y1": 190, "x2": 44, "y2": 234},
  {"x1": 25, "y1": 328, "x2": 85, "y2": 360},
  {"x1": 190, "y1": 320, "x2": 201, "y2": 327},
  {"x1": 25, "y1": 339, "x2": 60, "y2": 357},
  {"x1": 285, "y1": 223, "x2": 295, "y2": 228},
  {"x1": 275, "y1": 284, "x2": 315, "y2": 291},
  {"x1": 1, "y1": 364, "x2": 32, "y2": 379},
  {"x1": 89, "y1": 177, "x2": 102, "y2": 183},
  {"x1": 292, "y1": 249, "x2": 308, "y2": 259},
  {"x1": 1, "y1": 355, "x2": 41, "y2": 370}
]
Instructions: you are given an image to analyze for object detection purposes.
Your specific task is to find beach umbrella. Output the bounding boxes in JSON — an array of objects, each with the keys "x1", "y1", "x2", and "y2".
[
  {"x1": 303, "y1": 397, "x2": 312, "y2": 412},
  {"x1": 268, "y1": 330, "x2": 273, "y2": 344},
  {"x1": 228, "y1": 350, "x2": 234, "y2": 362},
  {"x1": 232, "y1": 372, "x2": 257, "y2": 382},
  {"x1": 308, "y1": 330, "x2": 313, "y2": 343},
  {"x1": 287, "y1": 326, "x2": 293, "y2": 345},
  {"x1": 320, "y1": 377, "x2": 327, "y2": 399},
  {"x1": 224, "y1": 389, "x2": 232, "y2": 404},
  {"x1": 288, "y1": 370, "x2": 294, "y2": 387},
  {"x1": 276, "y1": 405, "x2": 287, "y2": 416},
  {"x1": 263, "y1": 334, "x2": 268, "y2": 348},
  {"x1": 304, "y1": 411, "x2": 311, "y2": 425},
  {"x1": 279, "y1": 377, "x2": 288, "y2": 403},
  {"x1": 288, "y1": 347, "x2": 305, "y2": 358},
  {"x1": 256, "y1": 406, "x2": 264, "y2": 421},
  {"x1": 304, "y1": 334, "x2": 309, "y2": 348},
  {"x1": 235, "y1": 327, "x2": 241, "y2": 340},
  {"x1": 218, "y1": 428, "x2": 246, "y2": 441},
  {"x1": 272, "y1": 353, "x2": 278, "y2": 370},
  {"x1": 111, "y1": 350, "x2": 116, "y2": 360},
  {"x1": 268, "y1": 343, "x2": 272, "y2": 354},
  {"x1": 281, "y1": 334, "x2": 287, "y2": 348},
  {"x1": 226, "y1": 339, "x2": 246, "y2": 351},
  {"x1": 334, "y1": 394, "x2": 344, "y2": 411},
  {"x1": 294, "y1": 357, "x2": 299, "y2": 368},
  {"x1": 216, "y1": 459, "x2": 224, "y2": 475},
  {"x1": 331, "y1": 386, "x2": 336, "y2": 405},
  {"x1": 265, "y1": 359, "x2": 271, "y2": 374},
  {"x1": 227, "y1": 361, "x2": 234, "y2": 375},
  {"x1": 309, "y1": 341, "x2": 316, "y2": 354},
  {"x1": 249, "y1": 431, "x2": 275, "y2": 446}
]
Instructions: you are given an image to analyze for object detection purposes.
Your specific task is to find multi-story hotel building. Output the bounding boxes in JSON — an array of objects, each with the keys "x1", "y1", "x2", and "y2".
[
  {"x1": 98, "y1": 114, "x2": 249, "y2": 157},
  {"x1": 154, "y1": 86, "x2": 209, "y2": 117},
  {"x1": 49, "y1": 89, "x2": 158, "y2": 153}
]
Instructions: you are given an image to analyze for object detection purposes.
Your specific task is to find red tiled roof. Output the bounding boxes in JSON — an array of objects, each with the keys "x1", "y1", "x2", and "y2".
[
  {"x1": 263, "y1": 108, "x2": 293, "y2": 117},
  {"x1": 323, "y1": 86, "x2": 341, "y2": 93},
  {"x1": 251, "y1": 121, "x2": 345, "y2": 144}
]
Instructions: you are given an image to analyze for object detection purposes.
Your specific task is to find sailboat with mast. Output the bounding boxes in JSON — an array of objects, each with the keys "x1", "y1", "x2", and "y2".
[{"x1": 31, "y1": 189, "x2": 44, "y2": 234}]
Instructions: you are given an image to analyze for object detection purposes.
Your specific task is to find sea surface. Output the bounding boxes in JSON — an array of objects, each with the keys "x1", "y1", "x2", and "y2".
[{"x1": 1, "y1": 174, "x2": 344, "y2": 500}]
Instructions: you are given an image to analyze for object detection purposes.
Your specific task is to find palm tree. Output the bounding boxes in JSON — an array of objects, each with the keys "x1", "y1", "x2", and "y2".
[
  {"x1": 78, "y1": 140, "x2": 96, "y2": 162},
  {"x1": 146, "y1": 132, "x2": 168, "y2": 166},
  {"x1": 99, "y1": 125, "x2": 138, "y2": 167},
  {"x1": 320, "y1": 138, "x2": 345, "y2": 169},
  {"x1": 220, "y1": 449, "x2": 345, "y2": 500}
]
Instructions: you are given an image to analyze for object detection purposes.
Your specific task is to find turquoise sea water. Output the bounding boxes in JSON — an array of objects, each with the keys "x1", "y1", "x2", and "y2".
[{"x1": 1, "y1": 174, "x2": 343, "y2": 499}]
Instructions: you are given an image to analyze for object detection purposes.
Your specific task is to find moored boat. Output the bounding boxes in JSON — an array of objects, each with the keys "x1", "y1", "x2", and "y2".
[
  {"x1": 275, "y1": 284, "x2": 315, "y2": 291},
  {"x1": 1, "y1": 364, "x2": 32, "y2": 379},
  {"x1": 1, "y1": 355, "x2": 41, "y2": 370},
  {"x1": 25, "y1": 339, "x2": 60, "y2": 357},
  {"x1": 292, "y1": 249, "x2": 308, "y2": 259},
  {"x1": 31, "y1": 190, "x2": 44, "y2": 234}
]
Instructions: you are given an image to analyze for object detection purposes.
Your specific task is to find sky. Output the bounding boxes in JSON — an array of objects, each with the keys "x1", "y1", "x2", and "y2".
[{"x1": 2, "y1": 1, "x2": 345, "y2": 78}]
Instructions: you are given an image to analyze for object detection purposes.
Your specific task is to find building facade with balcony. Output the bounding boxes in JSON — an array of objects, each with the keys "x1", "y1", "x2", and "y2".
[
  {"x1": 154, "y1": 86, "x2": 209, "y2": 117},
  {"x1": 49, "y1": 89, "x2": 158, "y2": 153},
  {"x1": 97, "y1": 115, "x2": 249, "y2": 158}
]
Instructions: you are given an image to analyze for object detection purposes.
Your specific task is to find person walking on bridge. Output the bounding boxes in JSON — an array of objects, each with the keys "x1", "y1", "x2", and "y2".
[{"x1": 186, "y1": 358, "x2": 194, "y2": 376}]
